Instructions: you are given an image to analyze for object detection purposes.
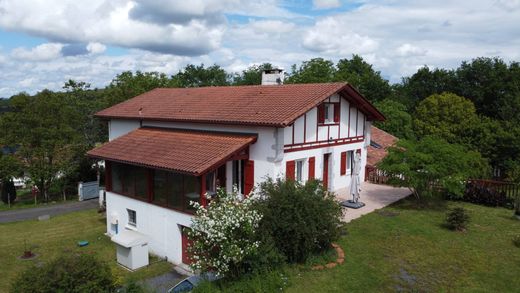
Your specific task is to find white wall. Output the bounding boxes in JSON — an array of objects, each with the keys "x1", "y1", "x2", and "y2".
[
  {"x1": 109, "y1": 119, "x2": 140, "y2": 141},
  {"x1": 106, "y1": 192, "x2": 192, "y2": 264}
]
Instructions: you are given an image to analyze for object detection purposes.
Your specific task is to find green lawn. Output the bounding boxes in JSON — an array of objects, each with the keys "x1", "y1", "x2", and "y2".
[
  {"x1": 285, "y1": 199, "x2": 520, "y2": 293},
  {"x1": 0, "y1": 209, "x2": 171, "y2": 292}
]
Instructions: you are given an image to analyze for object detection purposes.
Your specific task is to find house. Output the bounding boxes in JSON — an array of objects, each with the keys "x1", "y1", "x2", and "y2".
[
  {"x1": 365, "y1": 126, "x2": 398, "y2": 182},
  {"x1": 87, "y1": 70, "x2": 385, "y2": 266}
]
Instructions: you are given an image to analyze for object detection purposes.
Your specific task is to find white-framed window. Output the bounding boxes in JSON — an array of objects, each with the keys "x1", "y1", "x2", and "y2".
[{"x1": 127, "y1": 209, "x2": 136, "y2": 227}]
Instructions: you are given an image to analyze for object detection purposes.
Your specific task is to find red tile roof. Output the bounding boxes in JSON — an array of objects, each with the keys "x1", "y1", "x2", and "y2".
[
  {"x1": 96, "y1": 83, "x2": 385, "y2": 127},
  {"x1": 87, "y1": 127, "x2": 257, "y2": 175},
  {"x1": 367, "y1": 126, "x2": 398, "y2": 166}
]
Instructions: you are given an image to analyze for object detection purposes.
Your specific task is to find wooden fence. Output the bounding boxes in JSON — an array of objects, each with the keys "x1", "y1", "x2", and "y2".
[
  {"x1": 365, "y1": 165, "x2": 388, "y2": 184},
  {"x1": 467, "y1": 179, "x2": 519, "y2": 200}
]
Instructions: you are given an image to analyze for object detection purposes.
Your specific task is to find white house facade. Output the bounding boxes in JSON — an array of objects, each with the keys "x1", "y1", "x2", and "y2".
[{"x1": 88, "y1": 73, "x2": 385, "y2": 266}]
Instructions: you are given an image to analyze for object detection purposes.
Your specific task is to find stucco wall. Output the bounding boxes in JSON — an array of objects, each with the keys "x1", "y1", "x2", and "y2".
[{"x1": 106, "y1": 192, "x2": 192, "y2": 264}]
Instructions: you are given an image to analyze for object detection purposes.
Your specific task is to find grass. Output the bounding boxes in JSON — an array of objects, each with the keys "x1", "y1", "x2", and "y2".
[
  {"x1": 284, "y1": 199, "x2": 520, "y2": 293},
  {"x1": 198, "y1": 198, "x2": 520, "y2": 292},
  {"x1": 0, "y1": 209, "x2": 171, "y2": 292}
]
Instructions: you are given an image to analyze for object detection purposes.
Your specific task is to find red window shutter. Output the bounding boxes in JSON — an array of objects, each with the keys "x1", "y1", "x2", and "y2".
[
  {"x1": 317, "y1": 104, "x2": 325, "y2": 124},
  {"x1": 286, "y1": 160, "x2": 295, "y2": 180},
  {"x1": 340, "y1": 152, "x2": 347, "y2": 175},
  {"x1": 333, "y1": 103, "x2": 340, "y2": 123},
  {"x1": 244, "y1": 160, "x2": 254, "y2": 196},
  {"x1": 308, "y1": 157, "x2": 315, "y2": 180}
]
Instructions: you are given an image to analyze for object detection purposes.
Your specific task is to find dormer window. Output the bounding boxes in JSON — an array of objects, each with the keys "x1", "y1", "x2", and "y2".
[{"x1": 318, "y1": 103, "x2": 339, "y2": 125}]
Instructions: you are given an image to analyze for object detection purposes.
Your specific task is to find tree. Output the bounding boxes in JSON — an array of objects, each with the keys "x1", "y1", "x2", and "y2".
[
  {"x1": 334, "y1": 55, "x2": 392, "y2": 102},
  {"x1": 232, "y1": 63, "x2": 273, "y2": 85},
  {"x1": 0, "y1": 90, "x2": 82, "y2": 201},
  {"x1": 172, "y1": 64, "x2": 229, "y2": 88},
  {"x1": 11, "y1": 253, "x2": 115, "y2": 292},
  {"x1": 395, "y1": 66, "x2": 457, "y2": 110},
  {"x1": 455, "y1": 57, "x2": 520, "y2": 120},
  {"x1": 378, "y1": 137, "x2": 489, "y2": 199},
  {"x1": 103, "y1": 71, "x2": 174, "y2": 106},
  {"x1": 0, "y1": 153, "x2": 21, "y2": 205},
  {"x1": 373, "y1": 99, "x2": 414, "y2": 139},
  {"x1": 285, "y1": 58, "x2": 336, "y2": 84},
  {"x1": 414, "y1": 92, "x2": 479, "y2": 145}
]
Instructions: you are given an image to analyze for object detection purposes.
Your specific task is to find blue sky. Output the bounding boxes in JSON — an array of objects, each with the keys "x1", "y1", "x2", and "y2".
[{"x1": 0, "y1": 0, "x2": 519, "y2": 97}]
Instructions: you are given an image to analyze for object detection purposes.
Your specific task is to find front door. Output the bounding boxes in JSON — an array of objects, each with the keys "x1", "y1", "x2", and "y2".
[{"x1": 323, "y1": 153, "x2": 330, "y2": 190}]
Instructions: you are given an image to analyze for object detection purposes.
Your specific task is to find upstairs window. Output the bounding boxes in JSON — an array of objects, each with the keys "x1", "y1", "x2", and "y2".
[{"x1": 318, "y1": 103, "x2": 340, "y2": 124}]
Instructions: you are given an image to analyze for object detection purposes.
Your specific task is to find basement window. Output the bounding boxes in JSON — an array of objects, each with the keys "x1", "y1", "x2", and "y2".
[{"x1": 127, "y1": 209, "x2": 136, "y2": 227}]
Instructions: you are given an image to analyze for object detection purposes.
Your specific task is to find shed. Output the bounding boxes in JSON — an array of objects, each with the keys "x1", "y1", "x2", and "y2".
[{"x1": 111, "y1": 229, "x2": 149, "y2": 270}]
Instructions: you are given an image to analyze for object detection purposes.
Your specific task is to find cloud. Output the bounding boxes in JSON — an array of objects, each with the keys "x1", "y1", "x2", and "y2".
[
  {"x1": 0, "y1": 0, "x2": 226, "y2": 56},
  {"x1": 11, "y1": 43, "x2": 63, "y2": 61},
  {"x1": 396, "y1": 44, "x2": 427, "y2": 57},
  {"x1": 313, "y1": 0, "x2": 342, "y2": 9},
  {"x1": 87, "y1": 42, "x2": 107, "y2": 54}
]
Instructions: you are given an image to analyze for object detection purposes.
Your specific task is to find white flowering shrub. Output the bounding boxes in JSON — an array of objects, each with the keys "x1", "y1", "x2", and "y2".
[{"x1": 188, "y1": 187, "x2": 262, "y2": 277}]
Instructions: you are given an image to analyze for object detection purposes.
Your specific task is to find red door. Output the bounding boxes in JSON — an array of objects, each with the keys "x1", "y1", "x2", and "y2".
[
  {"x1": 323, "y1": 154, "x2": 330, "y2": 190},
  {"x1": 181, "y1": 227, "x2": 193, "y2": 265}
]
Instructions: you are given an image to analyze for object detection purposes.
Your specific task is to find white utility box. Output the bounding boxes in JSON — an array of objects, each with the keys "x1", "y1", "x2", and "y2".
[{"x1": 111, "y1": 229, "x2": 149, "y2": 270}]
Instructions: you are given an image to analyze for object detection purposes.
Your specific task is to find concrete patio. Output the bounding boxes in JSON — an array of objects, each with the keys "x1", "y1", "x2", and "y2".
[{"x1": 336, "y1": 182, "x2": 411, "y2": 222}]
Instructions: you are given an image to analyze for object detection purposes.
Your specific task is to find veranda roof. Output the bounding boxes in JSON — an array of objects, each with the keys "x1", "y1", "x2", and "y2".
[{"x1": 87, "y1": 127, "x2": 257, "y2": 176}]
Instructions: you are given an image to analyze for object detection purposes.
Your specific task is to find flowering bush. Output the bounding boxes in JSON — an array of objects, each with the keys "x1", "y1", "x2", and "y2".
[{"x1": 188, "y1": 187, "x2": 262, "y2": 278}]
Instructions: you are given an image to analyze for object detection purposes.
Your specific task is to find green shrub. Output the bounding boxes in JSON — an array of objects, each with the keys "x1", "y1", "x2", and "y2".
[
  {"x1": 513, "y1": 235, "x2": 520, "y2": 248},
  {"x1": 1, "y1": 179, "x2": 16, "y2": 204},
  {"x1": 514, "y1": 196, "x2": 520, "y2": 216},
  {"x1": 446, "y1": 207, "x2": 470, "y2": 231},
  {"x1": 10, "y1": 253, "x2": 115, "y2": 293},
  {"x1": 254, "y1": 178, "x2": 342, "y2": 263}
]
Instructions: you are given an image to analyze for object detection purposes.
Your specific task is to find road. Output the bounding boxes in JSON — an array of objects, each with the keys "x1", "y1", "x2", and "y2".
[{"x1": 0, "y1": 199, "x2": 99, "y2": 223}]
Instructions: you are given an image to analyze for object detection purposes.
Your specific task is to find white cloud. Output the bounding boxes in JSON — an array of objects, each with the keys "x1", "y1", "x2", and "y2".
[
  {"x1": 87, "y1": 42, "x2": 106, "y2": 54},
  {"x1": 396, "y1": 43, "x2": 427, "y2": 57},
  {"x1": 313, "y1": 0, "x2": 342, "y2": 9},
  {"x1": 11, "y1": 43, "x2": 63, "y2": 61}
]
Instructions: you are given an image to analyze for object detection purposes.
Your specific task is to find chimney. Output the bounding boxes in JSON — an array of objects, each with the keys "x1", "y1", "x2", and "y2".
[{"x1": 261, "y1": 68, "x2": 284, "y2": 85}]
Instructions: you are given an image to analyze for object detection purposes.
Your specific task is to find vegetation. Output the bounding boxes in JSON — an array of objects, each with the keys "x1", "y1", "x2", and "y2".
[
  {"x1": 11, "y1": 253, "x2": 115, "y2": 292},
  {"x1": 378, "y1": 137, "x2": 488, "y2": 199},
  {"x1": 0, "y1": 210, "x2": 171, "y2": 292},
  {"x1": 254, "y1": 179, "x2": 342, "y2": 263},
  {"x1": 1, "y1": 179, "x2": 16, "y2": 204},
  {"x1": 445, "y1": 207, "x2": 470, "y2": 231},
  {"x1": 188, "y1": 188, "x2": 262, "y2": 278},
  {"x1": 194, "y1": 199, "x2": 520, "y2": 292}
]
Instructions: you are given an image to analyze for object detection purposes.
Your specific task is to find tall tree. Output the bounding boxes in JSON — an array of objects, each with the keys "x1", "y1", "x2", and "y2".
[
  {"x1": 414, "y1": 92, "x2": 479, "y2": 145},
  {"x1": 396, "y1": 67, "x2": 457, "y2": 110},
  {"x1": 286, "y1": 58, "x2": 336, "y2": 84},
  {"x1": 373, "y1": 99, "x2": 414, "y2": 139},
  {"x1": 172, "y1": 64, "x2": 229, "y2": 87},
  {"x1": 334, "y1": 55, "x2": 392, "y2": 102},
  {"x1": 104, "y1": 71, "x2": 174, "y2": 106},
  {"x1": 0, "y1": 90, "x2": 82, "y2": 201}
]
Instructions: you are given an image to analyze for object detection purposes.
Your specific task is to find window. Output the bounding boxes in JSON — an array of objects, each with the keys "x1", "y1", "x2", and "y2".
[
  {"x1": 318, "y1": 103, "x2": 339, "y2": 124},
  {"x1": 127, "y1": 209, "x2": 136, "y2": 227},
  {"x1": 370, "y1": 140, "x2": 382, "y2": 149},
  {"x1": 347, "y1": 151, "x2": 354, "y2": 171},
  {"x1": 205, "y1": 170, "x2": 216, "y2": 197},
  {"x1": 111, "y1": 162, "x2": 148, "y2": 199},
  {"x1": 324, "y1": 104, "x2": 331, "y2": 121},
  {"x1": 296, "y1": 160, "x2": 304, "y2": 183}
]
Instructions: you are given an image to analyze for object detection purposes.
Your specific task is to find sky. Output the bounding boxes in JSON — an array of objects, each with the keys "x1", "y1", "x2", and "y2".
[{"x1": 0, "y1": 0, "x2": 519, "y2": 98}]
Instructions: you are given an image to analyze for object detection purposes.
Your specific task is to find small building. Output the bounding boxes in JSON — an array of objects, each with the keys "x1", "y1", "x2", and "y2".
[
  {"x1": 365, "y1": 126, "x2": 398, "y2": 182},
  {"x1": 87, "y1": 71, "x2": 385, "y2": 266}
]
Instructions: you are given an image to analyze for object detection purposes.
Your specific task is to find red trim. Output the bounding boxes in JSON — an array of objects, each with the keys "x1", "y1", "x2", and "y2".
[
  {"x1": 340, "y1": 152, "x2": 347, "y2": 175},
  {"x1": 308, "y1": 157, "x2": 315, "y2": 180},
  {"x1": 181, "y1": 227, "x2": 193, "y2": 265},
  {"x1": 338, "y1": 98, "x2": 341, "y2": 138},
  {"x1": 244, "y1": 160, "x2": 254, "y2": 196},
  {"x1": 285, "y1": 135, "x2": 364, "y2": 147},
  {"x1": 333, "y1": 103, "x2": 340, "y2": 123},
  {"x1": 284, "y1": 137, "x2": 364, "y2": 153},
  {"x1": 286, "y1": 160, "x2": 295, "y2": 180},
  {"x1": 317, "y1": 104, "x2": 325, "y2": 124}
]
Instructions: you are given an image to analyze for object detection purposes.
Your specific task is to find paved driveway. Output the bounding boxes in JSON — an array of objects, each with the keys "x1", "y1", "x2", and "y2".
[
  {"x1": 0, "y1": 199, "x2": 99, "y2": 223},
  {"x1": 336, "y1": 182, "x2": 411, "y2": 222}
]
